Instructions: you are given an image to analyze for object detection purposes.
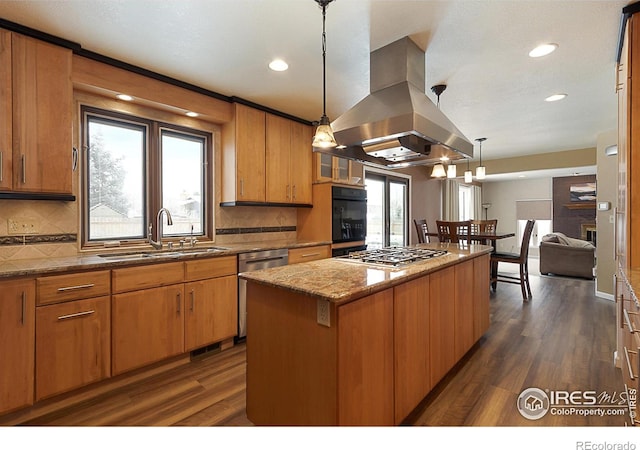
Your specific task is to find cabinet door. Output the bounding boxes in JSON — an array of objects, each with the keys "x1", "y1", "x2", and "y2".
[
  {"x1": 0, "y1": 29, "x2": 11, "y2": 191},
  {"x1": 473, "y1": 254, "x2": 491, "y2": 341},
  {"x1": 315, "y1": 153, "x2": 334, "y2": 182},
  {"x1": 35, "y1": 296, "x2": 110, "y2": 401},
  {"x1": 184, "y1": 275, "x2": 238, "y2": 351},
  {"x1": 393, "y1": 275, "x2": 431, "y2": 424},
  {"x1": 454, "y1": 259, "x2": 475, "y2": 359},
  {"x1": 112, "y1": 285, "x2": 185, "y2": 375},
  {"x1": 334, "y1": 157, "x2": 351, "y2": 183},
  {"x1": 290, "y1": 121, "x2": 312, "y2": 204},
  {"x1": 12, "y1": 33, "x2": 72, "y2": 194},
  {"x1": 0, "y1": 278, "x2": 35, "y2": 415},
  {"x1": 337, "y1": 289, "x2": 394, "y2": 425},
  {"x1": 265, "y1": 113, "x2": 291, "y2": 203},
  {"x1": 429, "y1": 266, "x2": 456, "y2": 387},
  {"x1": 235, "y1": 103, "x2": 265, "y2": 202}
]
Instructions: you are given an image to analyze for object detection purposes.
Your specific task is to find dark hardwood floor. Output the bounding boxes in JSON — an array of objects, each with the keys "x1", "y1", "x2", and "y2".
[{"x1": 0, "y1": 270, "x2": 626, "y2": 426}]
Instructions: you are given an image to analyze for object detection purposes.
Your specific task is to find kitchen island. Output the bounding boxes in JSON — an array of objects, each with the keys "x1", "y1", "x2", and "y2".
[{"x1": 240, "y1": 243, "x2": 493, "y2": 426}]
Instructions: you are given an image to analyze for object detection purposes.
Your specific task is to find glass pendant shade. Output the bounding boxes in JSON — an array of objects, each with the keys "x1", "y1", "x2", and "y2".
[
  {"x1": 476, "y1": 166, "x2": 486, "y2": 180},
  {"x1": 464, "y1": 170, "x2": 473, "y2": 183},
  {"x1": 447, "y1": 164, "x2": 457, "y2": 178},
  {"x1": 312, "y1": 115, "x2": 337, "y2": 149},
  {"x1": 431, "y1": 164, "x2": 446, "y2": 178}
]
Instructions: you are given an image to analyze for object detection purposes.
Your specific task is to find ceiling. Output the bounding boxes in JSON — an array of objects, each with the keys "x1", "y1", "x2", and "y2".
[{"x1": 0, "y1": 0, "x2": 629, "y2": 181}]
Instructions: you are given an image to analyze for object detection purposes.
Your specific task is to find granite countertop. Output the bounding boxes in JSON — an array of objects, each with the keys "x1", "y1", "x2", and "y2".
[
  {"x1": 239, "y1": 243, "x2": 493, "y2": 304},
  {"x1": 0, "y1": 239, "x2": 331, "y2": 279}
]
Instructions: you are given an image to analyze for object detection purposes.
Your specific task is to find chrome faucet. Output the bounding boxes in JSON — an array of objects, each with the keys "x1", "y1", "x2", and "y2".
[{"x1": 148, "y1": 208, "x2": 173, "y2": 250}]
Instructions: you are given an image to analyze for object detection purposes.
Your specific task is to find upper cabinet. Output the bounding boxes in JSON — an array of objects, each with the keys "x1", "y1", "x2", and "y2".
[
  {"x1": 314, "y1": 153, "x2": 364, "y2": 186},
  {"x1": 222, "y1": 102, "x2": 312, "y2": 206},
  {"x1": 1, "y1": 31, "x2": 73, "y2": 195},
  {"x1": 266, "y1": 113, "x2": 312, "y2": 205}
]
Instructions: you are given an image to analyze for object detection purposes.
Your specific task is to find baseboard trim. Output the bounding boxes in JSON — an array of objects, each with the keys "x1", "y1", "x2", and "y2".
[{"x1": 595, "y1": 289, "x2": 615, "y2": 301}]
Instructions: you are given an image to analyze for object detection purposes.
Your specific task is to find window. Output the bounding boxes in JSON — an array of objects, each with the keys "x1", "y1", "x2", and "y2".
[
  {"x1": 458, "y1": 184, "x2": 473, "y2": 220},
  {"x1": 365, "y1": 171, "x2": 409, "y2": 249},
  {"x1": 82, "y1": 107, "x2": 211, "y2": 246}
]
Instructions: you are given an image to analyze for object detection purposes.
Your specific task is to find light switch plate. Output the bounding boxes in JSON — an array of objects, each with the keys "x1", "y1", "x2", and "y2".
[{"x1": 597, "y1": 201, "x2": 611, "y2": 211}]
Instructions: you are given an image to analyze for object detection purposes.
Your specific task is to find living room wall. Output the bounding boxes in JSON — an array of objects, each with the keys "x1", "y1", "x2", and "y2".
[{"x1": 551, "y1": 174, "x2": 597, "y2": 240}]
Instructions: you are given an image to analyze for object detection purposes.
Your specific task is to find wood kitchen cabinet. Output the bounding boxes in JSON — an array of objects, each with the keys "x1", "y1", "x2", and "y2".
[
  {"x1": 454, "y1": 259, "x2": 475, "y2": 360},
  {"x1": 315, "y1": 153, "x2": 351, "y2": 183},
  {"x1": 6, "y1": 32, "x2": 73, "y2": 194},
  {"x1": 266, "y1": 114, "x2": 312, "y2": 205},
  {"x1": 35, "y1": 296, "x2": 110, "y2": 400},
  {"x1": 0, "y1": 30, "x2": 11, "y2": 190},
  {"x1": 184, "y1": 256, "x2": 238, "y2": 351},
  {"x1": 111, "y1": 262, "x2": 185, "y2": 375},
  {"x1": 222, "y1": 103, "x2": 266, "y2": 203},
  {"x1": 473, "y1": 254, "x2": 491, "y2": 341},
  {"x1": 0, "y1": 278, "x2": 35, "y2": 415},
  {"x1": 429, "y1": 265, "x2": 456, "y2": 387},
  {"x1": 287, "y1": 244, "x2": 331, "y2": 264},
  {"x1": 35, "y1": 270, "x2": 112, "y2": 400}
]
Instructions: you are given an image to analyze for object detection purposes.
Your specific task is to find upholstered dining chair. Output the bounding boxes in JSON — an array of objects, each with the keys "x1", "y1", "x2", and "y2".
[
  {"x1": 490, "y1": 219, "x2": 535, "y2": 301},
  {"x1": 471, "y1": 219, "x2": 498, "y2": 245},
  {"x1": 413, "y1": 219, "x2": 430, "y2": 243},
  {"x1": 436, "y1": 220, "x2": 471, "y2": 244}
]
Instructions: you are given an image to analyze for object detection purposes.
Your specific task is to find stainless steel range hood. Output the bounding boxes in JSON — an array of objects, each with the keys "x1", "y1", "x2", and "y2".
[{"x1": 323, "y1": 36, "x2": 473, "y2": 169}]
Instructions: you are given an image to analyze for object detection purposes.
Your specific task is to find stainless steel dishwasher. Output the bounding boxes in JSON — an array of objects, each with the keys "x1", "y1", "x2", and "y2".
[{"x1": 237, "y1": 248, "x2": 289, "y2": 339}]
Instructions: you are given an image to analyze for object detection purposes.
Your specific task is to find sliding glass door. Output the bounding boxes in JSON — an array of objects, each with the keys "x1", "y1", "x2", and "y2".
[{"x1": 365, "y1": 172, "x2": 409, "y2": 249}]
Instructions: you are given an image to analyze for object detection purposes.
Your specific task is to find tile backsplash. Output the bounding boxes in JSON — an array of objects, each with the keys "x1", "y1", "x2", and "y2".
[{"x1": 0, "y1": 199, "x2": 299, "y2": 261}]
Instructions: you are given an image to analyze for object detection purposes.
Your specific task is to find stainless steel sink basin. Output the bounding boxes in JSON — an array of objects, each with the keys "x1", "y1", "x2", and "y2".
[{"x1": 98, "y1": 246, "x2": 229, "y2": 260}]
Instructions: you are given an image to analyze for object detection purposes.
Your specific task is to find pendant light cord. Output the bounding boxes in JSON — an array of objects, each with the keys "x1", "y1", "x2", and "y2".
[{"x1": 321, "y1": 2, "x2": 328, "y2": 118}]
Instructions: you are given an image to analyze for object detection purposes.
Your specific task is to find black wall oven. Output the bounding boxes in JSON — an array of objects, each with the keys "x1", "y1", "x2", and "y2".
[{"x1": 331, "y1": 186, "x2": 367, "y2": 256}]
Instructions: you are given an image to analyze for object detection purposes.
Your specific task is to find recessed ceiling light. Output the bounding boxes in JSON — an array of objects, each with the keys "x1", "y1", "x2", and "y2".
[
  {"x1": 545, "y1": 93, "x2": 567, "y2": 102},
  {"x1": 185, "y1": 111, "x2": 199, "y2": 117},
  {"x1": 519, "y1": 175, "x2": 526, "y2": 178},
  {"x1": 269, "y1": 59, "x2": 289, "y2": 72},
  {"x1": 529, "y1": 43, "x2": 558, "y2": 58},
  {"x1": 116, "y1": 94, "x2": 133, "y2": 101}
]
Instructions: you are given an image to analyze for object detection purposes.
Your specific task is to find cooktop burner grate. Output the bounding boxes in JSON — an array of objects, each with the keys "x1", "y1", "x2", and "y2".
[{"x1": 337, "y1": 247, "x2": 448, "y2": 267}]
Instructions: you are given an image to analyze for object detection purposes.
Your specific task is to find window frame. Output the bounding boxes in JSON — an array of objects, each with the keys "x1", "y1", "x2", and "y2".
[{"x1": 80, "y1": 105, "x2": 214, "y2": 249}]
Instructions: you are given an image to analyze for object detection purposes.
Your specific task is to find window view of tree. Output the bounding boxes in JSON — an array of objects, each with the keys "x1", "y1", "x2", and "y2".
[{"x1": 88, "y1": 133, "x2": 131, "y2": 217}]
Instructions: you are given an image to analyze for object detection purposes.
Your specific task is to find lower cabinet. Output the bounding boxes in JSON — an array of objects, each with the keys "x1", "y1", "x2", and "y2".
[
  {"x1": 35, "y1": 296, "x2": 111, "y2": 400},
  {"x1": 429, "y1": 265, "x2": 456, "y2": 387},
  {"x1": 185, "y1": 275, "x2": 237, "y2": 351},
  {"x1": 0, "y1": 278, "x2": 35, "y2": 415},
  {"x1": 112, "y1": 284, "x2": 185, "y2": 376}
]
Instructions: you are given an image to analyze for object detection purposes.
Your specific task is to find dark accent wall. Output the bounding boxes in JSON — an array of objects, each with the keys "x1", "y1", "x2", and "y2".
[{"x1": 552, "y1": 175, "x2": 596, "y2": 239}]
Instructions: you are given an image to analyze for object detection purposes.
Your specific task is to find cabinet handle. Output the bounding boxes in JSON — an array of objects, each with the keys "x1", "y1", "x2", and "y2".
[
  {"x1": 286, "y1": 184, "x2": 290, "y2": 200},
  {"x1": 0, "y1": 151, "x2": 3, "y2": 182},
  {"x1": 624, "y1": 347, "x2": 637, "y2": 380},
  {"x1": 240, "y1": 179, "x2": 244, "y2": 197},
  {"x1": 72, "y1": 147, "x2": 78, "y2": 172},
  {"x1": 21, "y1": 154, "x2": 26, "y2": 184},
  {"x1": 57, "y1": 283, "x2": 95, "y2": 292},
  {"x1": 177, "y1": 292, "x2": 181, "y2": 313},
  {"x1": 21, "y1": 291, "x2": 26, "y2": 325},
  {"x1": 190, "y1": 289, "x2": 195, "y2": 312},
  {"x1": 57, "y1": 310, "x2": 95, "y2": 321},
  {"x1": 624, "y1": 308, "x2": 636, "y2": 333},
  {"x1": 301, "y1": 252, "x2": 321, "y2": 258},
  {"x1": 292, "y1": 185, "x2": 297, "y2": 200}
]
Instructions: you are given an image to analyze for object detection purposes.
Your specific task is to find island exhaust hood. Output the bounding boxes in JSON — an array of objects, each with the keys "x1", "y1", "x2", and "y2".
[{"x1": 320, "y1": 36, "x2": 473, "y2": 169}]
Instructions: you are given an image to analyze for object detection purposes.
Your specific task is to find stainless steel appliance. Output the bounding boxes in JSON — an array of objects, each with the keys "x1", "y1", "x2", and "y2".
[
  {"x1": 337, "y1": 246, "x2": 448, "y2": 268},
  {"x1": 237, "y1": 248, "x2": 289, "y2": 339},
  {"x1": 332, "y1": 186, "x2": 367, "y2": 245}
]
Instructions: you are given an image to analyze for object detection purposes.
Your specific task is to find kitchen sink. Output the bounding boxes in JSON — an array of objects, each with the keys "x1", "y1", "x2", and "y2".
[{"x1": 98, "y1": 246, "x2": 229, "y2": 261}]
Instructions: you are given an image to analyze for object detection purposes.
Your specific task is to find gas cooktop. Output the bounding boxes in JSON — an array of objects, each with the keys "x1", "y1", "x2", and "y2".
[{"x1": 337, "y1": 246, "x2": 448, "y2": 267}]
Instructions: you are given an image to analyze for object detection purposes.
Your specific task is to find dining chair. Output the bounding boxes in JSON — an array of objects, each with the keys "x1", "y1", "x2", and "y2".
[
  {"x1": 413, "y1": 219, "x2": 430, "y2": 243},
  {"x1": 436, "y1": 220, "x2": 471, "y2": 244},
  {"x1": 471, "y1": 219, "x2": 498, "y2": 245},
  {"x1": 490, "y1": 219, "x2": 535, "y2": 301}
]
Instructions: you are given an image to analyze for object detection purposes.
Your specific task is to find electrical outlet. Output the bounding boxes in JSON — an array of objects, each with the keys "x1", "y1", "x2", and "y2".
[
  {"x1": 7, "y1": 217, "x2": 39, "y2": 235},
  {"x1": 317, "y1": 299, "x2": 330, "y2": 327}
]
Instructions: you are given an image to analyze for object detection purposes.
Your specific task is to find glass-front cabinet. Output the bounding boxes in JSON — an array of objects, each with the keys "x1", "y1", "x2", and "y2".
[{"x1": 315, "y1": 153, "x2": 352, "y2": 183}]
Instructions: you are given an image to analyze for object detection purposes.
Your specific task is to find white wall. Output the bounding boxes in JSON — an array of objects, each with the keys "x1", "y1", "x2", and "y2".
[
  {"x1": 482, "y1": 177, "x2": 552, "y2": 255},
  {"x1": 596, "y1": 129, "x2": 618, "y2": 298}
]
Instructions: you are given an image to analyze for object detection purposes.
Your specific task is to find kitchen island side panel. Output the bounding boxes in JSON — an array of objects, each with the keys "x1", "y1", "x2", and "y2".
[{"x1": 245, "y1": 282, "x2": 338, "y2": 425}]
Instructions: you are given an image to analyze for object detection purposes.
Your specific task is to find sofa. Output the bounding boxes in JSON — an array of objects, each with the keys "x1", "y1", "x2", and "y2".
[{"x1": 539, "y1": 232, "x2": 595, "y2": 279}]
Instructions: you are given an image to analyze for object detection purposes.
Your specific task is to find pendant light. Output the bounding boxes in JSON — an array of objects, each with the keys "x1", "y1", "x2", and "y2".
[
  {"x1": 447, "y1": 163, "x2": 457, "y2": 178},
  {"x1": 464, "y1": 158, "x2": 473, "y2": 183},
  {"x1": 430, "y1": 84, "x2": 449, "y2": 178},
  {"x1": 475, "y1": 137, "x2": 487, "y2": 180},
  {"x1": 431, "y1": 163, "x2": 446, "y2": 178},
  {"x1": 311, "y1": 0, "x2": 337, "y2": 149}
]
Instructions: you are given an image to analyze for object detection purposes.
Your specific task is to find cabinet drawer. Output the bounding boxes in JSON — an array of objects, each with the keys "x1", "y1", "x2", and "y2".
[
  {"x1": 185, "y1": 255, "x2": 237, "y2": 282},
  {"x1": 112, "y1": 262, "x2": 184, "y2": 294},
  {"x1": 288, "y1": 245, "x2": 331, "y2": 265},
  {"x1": 37, "y1": 270, "x2": 111, "y2": 305}
]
